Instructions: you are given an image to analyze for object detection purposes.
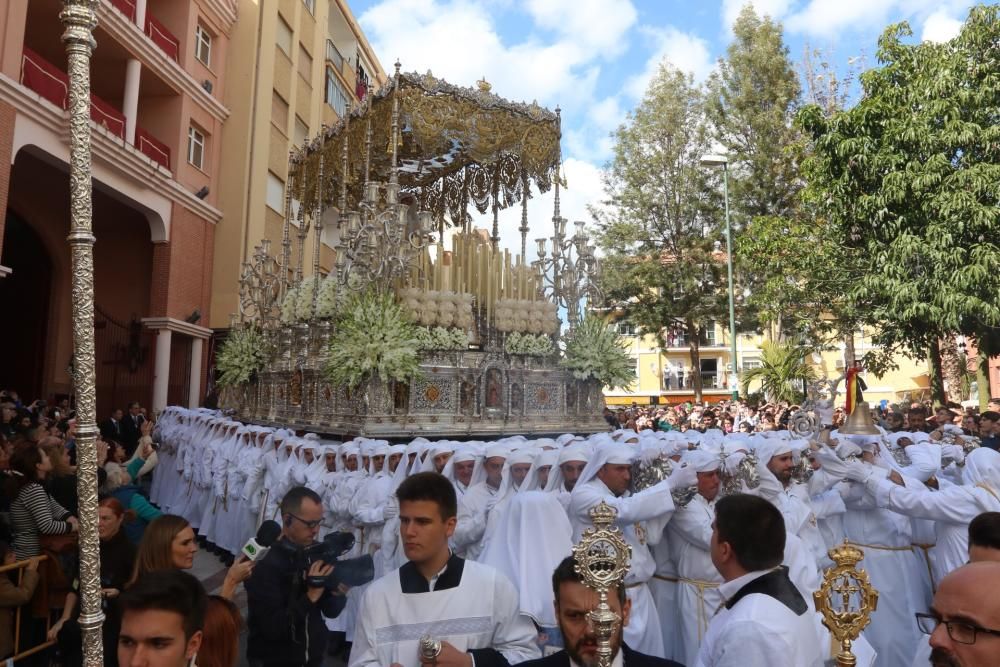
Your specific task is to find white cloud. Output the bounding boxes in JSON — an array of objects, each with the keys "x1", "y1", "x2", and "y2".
[
  {"x1": 563, "y1": 96, "x2": 621, "y2": 165},
  {"x1": 624, "y1": 26, "x2": 715, "y2": 99},
  {"x1": 921, "y1": 9, "x2": 964, "y2": 42},
  {"x1": 722, "y1": 0, "x2": 796, "y2": 29},
  {"x1": 523, "y1": 0, "x2": 637, "y2": 56},
  {"x1": 784, "y1": 0, "x2": 974, "y2": 40},
  {"x1": 785, "y1": 0, "x2": 899, "y2": 37},
  {"x1": 357, "y1": 0, "x2": 633, "y2": 109},
  {"x1": 467, "y1": 158, "x2": 606, "y2": 263}
]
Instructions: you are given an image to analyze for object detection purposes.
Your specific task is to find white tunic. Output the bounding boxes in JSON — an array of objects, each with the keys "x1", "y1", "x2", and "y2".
[
  {"x1": 696, "y1": 569, "x2": 823, "y2": 667},
  {"x1": 348, "y1": 557, "x2": 541, "y2": 667},
  {"x1": 666, "y1": 493, "x2": 723, "y2": 667},
  {"x1": 840, "y1": 480, "x2": 927, "y2": 665},
  {"x1": 453, "y1": 481, "x2": 499, "y2": 560},
  {"x1": 569, "y1": 478, "x2": 675, "y2": 658},
  {"x1": 868, "y1": 476, "x2": 1000, "y2": 586}
]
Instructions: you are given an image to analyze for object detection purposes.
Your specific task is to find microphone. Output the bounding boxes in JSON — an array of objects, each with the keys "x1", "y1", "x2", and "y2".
[{"x1": 242, "y1": 520, "x2": 281, "y2": 561}]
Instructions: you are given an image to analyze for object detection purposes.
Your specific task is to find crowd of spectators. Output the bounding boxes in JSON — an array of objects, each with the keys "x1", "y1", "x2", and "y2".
[
  {"x1": 0, "y1": 388, "x2": 169, "y2": 664},
  {"x1": 603, "y1": 396, "x2": 1000, "y2": 450}
]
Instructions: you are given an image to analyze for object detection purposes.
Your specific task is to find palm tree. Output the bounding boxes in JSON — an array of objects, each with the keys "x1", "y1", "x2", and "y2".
[{"x1": 740, "y1": 340, "x2": 818, "y2": 403}]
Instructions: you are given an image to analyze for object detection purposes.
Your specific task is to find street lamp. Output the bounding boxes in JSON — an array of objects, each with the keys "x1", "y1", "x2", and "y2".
[{"x1": 700, "y1": 154, "x2": 738, "y2": 400}]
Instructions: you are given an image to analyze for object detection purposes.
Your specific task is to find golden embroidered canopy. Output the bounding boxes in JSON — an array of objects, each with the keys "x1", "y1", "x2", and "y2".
[{"x1": 288, "y1": 69, "x2": 562, "y2": 226}]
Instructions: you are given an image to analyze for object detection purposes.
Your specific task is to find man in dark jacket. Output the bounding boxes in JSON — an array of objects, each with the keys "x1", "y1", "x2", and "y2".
[
  {"x1": 516, "y1": 555, "x2": 684, "y2": 667},
  {"x1": 119, "y1": 402, "x2": 145, "y2": 455},
  {"x1": 246, "y1": 487, "x2": 344, "y2": 667}
]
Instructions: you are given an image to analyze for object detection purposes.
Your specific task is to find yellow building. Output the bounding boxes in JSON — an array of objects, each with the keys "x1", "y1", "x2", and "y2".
[
  {"x1": 211, "y1": 0, "x2": 387, "y2": 330},
  {"x1": 604, "y1": 322, "x2": 932, "y2": 408}
]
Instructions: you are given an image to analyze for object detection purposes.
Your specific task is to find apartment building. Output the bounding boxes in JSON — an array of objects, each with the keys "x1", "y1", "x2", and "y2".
[
  {"x1": 0, "y1": 0, "x2": 236, "y2": 412},
  {"x1": 210, "y1": 0, "x2": 386, "y2": 331}
]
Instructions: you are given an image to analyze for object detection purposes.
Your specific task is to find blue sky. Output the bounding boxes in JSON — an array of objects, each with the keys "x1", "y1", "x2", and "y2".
[{"x1": 348, "y1": 0, "x2": 978, "y2": 257}]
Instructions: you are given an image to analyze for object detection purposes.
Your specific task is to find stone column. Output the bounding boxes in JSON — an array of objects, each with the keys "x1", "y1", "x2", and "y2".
[
  {"x1": 188, "y1": 337, "x2": 203, "y2": 408},
  {"x1": 152, "y1": 328, "x2": 172, "y2": 412},
  {"x1": 123, "y1": 58, "x2": 140, "y2": 144}
]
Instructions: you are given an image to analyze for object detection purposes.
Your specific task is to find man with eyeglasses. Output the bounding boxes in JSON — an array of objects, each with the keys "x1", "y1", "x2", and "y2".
[
  {"x1": 246, "y1": 486, "x2": 342, "y2": 667},
  {"x1": 909, "y1": 512, "x2": 1000, "y2": 666},
  {"x1": 915, "y1": 561, "x2": 1000, "y2": 667}
]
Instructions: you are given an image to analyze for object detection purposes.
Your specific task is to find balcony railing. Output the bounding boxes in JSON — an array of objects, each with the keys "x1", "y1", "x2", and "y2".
[
  {"x1": 22, "y1": 48, "x2": 126, "y2": 140},
  {"x1": 21, "y1": 48, "x2": 169, "y2": 169},
  {"x1": 145, "y1": 14, "x2": 180, "y2": 62},
  {"x1": 136, "y1": 127, "x2": 171, "y2": 170},
  {"x1": 325, "y1": 39, "x2": 344, "y2": 71},
  {"x1": 108, "y1": 0, "x2": 137, "y2": 22},
  {"x1": 90, "y1": 94, "x2": 126, "y2": 139},
  {"x1": 21, "y1": 47, "x2": 68, "y2": 108}
]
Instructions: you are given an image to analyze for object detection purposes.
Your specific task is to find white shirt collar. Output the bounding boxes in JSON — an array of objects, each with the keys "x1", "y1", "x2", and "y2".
[
  {"x1": 718, "y1": 568, "x2": 779, "y2": 602},
  {"x1": 426, "y1": 554, "x2": 453, "y2": 592}
]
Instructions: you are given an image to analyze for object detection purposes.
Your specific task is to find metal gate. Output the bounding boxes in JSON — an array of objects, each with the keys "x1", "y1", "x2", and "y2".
[{"x1": 94, "y1": 306, "x2": 155, "y2": 417}]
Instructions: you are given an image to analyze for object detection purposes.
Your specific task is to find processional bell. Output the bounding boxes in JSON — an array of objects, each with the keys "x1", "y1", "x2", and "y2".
[{"x1": 838, "y1": 401, "x2": 881, "y2": 436}]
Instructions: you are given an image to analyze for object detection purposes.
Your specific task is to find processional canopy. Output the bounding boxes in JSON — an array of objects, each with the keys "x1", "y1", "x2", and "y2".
[{"x1": 288, "y1": 68, "x2": 563, "y2": 222}]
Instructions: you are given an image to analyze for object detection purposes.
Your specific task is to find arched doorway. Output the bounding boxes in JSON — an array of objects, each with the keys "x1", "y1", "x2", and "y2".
[{"x1": 0, "y1": 211, "x2": 52, "y2": 400}]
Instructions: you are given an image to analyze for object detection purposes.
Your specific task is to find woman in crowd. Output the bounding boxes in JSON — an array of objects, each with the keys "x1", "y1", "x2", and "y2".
[
  {"x1": 131, "y1": 515, "x2": 251, "y2": 600},
  {"x1": 199, "y1": 595, "x2": 242, "y2": 667},
  {"x1": 39, "y1": 441, "x2": 79, "y2": 518},
  {"x1": 51, "y1": 497, "x2": 137, "y2": 666},
  {"x1": 103, "y1": 439, "x2": 162, "y2": 543},
  {"x1": 0, "y1": 542, "x2": 39, "y2": 659},
  {"x1": 8, "y1": 445, "x2": 77, "y2": 561}
]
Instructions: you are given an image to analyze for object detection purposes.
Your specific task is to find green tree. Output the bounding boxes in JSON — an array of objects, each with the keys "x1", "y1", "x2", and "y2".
[
  {"x1": 740, "y1": 340, "x2": 818, "y2": 403},
  {"x1": 706, "y1": 6, "x2": 802, "y2": 223},
  {"x1": 705, "y1": 6, "x2": 851, "y2": 346},
  {"x1": 798, "y1": 5, "x2": 1000, "y2": 405},
  {"x1": 594, "y1": 63, "x2": 727, "y2": 401}
]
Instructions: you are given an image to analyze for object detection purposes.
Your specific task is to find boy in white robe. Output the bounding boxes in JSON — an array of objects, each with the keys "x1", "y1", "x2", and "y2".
[{"x1": 349, "y1": 471, "x2": 540, "y2": 667}]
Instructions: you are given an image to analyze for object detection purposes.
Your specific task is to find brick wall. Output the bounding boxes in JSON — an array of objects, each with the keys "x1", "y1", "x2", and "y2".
[
  {"x1": 149, "y1": 204, "x2": 216, "y2": 404},
  {"x1": 149, "y1": 203, "x2": 215, "y2": 323},
  {"x1": 0, "y1": 100, "x2": 15, "y2": 258}
]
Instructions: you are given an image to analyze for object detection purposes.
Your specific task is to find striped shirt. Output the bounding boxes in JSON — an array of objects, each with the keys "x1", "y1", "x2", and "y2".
[{"x1": 11, "y1": 483, "x2": 72, "y2": 559}]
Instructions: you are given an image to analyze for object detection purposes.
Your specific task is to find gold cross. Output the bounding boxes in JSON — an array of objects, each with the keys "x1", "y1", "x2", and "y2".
[{"x1": 833, "y1": 575, "x2": 859, "y2": 612}]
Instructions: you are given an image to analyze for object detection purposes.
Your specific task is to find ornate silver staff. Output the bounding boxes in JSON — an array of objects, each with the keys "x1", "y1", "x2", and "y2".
[
  {"x1": 60, "y1": 1, "x2": 104, "y2": 663},
  {"x1": 571, "y1": 501, "x2": 632, "y2": 667}
]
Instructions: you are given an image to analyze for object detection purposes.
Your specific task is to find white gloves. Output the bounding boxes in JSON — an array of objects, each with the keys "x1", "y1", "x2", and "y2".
[
  {"x1": 667, "y1": 462, "x2": 697, "y2": 490},
  {"x1": 844, "y1": 460, "x2": 874, "y2": 483},
  {"x1": 836, "y1": 442, "x2": 863, "y2": 460},
  {"x1": 382, "y1": 500, "x2": 399, "y2": 520}
]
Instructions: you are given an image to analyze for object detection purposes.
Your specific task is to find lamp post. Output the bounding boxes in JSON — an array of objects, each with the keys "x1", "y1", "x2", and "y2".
[{"x1": 700, "y1": 154, "x2": 738, "y2": 400}]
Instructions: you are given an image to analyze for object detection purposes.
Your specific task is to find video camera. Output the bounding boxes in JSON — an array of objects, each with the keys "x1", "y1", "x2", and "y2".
[{"x1": 279, "y1": 531, "x2": 375, "y2": 591}]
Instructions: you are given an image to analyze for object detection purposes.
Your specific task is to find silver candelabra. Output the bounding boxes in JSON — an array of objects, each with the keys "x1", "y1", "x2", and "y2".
[{"x1": 533, "y1": 216, "x2": 601, "y2": 331}]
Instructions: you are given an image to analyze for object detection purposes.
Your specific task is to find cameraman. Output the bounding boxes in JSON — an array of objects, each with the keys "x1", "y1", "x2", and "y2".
[{"x1": 246, "y1": 486, "x2": 344, "y2": 667}]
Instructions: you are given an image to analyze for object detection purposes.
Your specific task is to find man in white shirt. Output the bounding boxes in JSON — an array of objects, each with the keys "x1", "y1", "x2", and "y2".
[
  {"x1": 697, "y1": 494, "x2": 823, "y2": 667},
  {"x1": 350, "y1": 472, "x2": 539, "y2": 667}
]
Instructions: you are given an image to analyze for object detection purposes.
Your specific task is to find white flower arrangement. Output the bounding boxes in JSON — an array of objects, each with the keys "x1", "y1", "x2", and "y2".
[
  {"x1": 414, "y1": 326, "x2": 469, "y2": 351},
  {"x1": 215, "y1": 325, "x2": 272, "y2": 387},
  {"x1": 280, "y1": 285, "x2": 298, "y2": 324},
  {"x1": 495, "y1": 299, "x2": 559, "y2": 334},
  {"x1": 324, "y1": 290, "x2": 422, "y2": 388},
  {"x1": 295, "y1": 276, "x2": 319, "y2": 322},
  {"x1": 315, "y1": 275, "x2": 339, "y2": 319},
  {"x1": 560, "y1": 316, "x2": 635, "y2": 390},
  {"x1": 398, "y1": 288, "x2": 475, "y2": 329},
  {"x1": 504, "y1": 332, "x2": 554, "y2": 356}
]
